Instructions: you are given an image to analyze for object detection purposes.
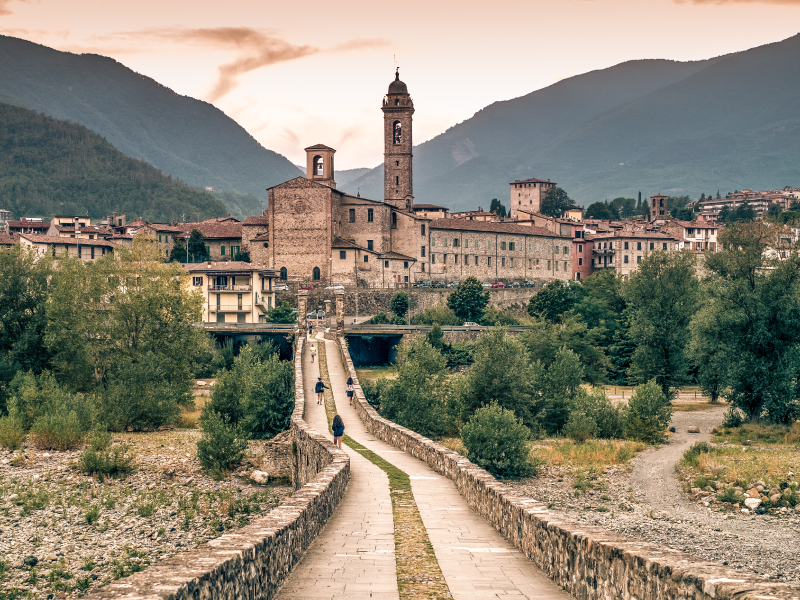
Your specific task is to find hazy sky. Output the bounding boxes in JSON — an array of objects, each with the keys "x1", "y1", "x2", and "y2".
[{"x1": 1, "y1": 0, "x2": 798, "y2": 170}]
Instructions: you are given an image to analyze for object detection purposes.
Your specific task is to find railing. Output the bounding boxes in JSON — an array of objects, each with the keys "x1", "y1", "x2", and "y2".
[
  {"x1": 208, "y1": 284, "x2": 252, "y2": 292},
  {"x1": 210, "y1": 305, "x2": 252, "y2": 312}
]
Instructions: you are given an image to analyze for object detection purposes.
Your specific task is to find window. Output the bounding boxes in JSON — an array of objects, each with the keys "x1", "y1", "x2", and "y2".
[
  {"x1": 455, "y1": 255, "x2": 459, "y2": 264},
  {"x1": 340, "y1": 250, "x2": 346, "y2": 259},
  {"x1": 364, "y1": 255, "x2": 369, "y2": 263},
  {"x1": 637, "y1": 256, "x2": 642, "y2": 263},
  {"x1": 555, "y1": 261, "x2": 558, "y2": 271},
  {"x1": 313, "y1": 155, "x2": 323, "y2": 176},
  {"x1": 501, "y1": 257, "x2": 506, "y2": 267},
  {"x1": 609, "y1": 242, "x2": 613, "y2": 249},
  {"x1": 444, "y1": 238, "x2": 449, "y2": 247},
  {"x1": 396, "y1": 161, "x2": 399, "y2": 166},
  {"x1": 367, "y1": 209, "x2": 374, "y2": 222},
  {"x1": 280, "y1": 267, "x2": 287, "y2": 280},
  {"x1": 663, "y1": 243, "x2": 667, "y2": 250},
  {"x1": 649, "y1": 242, "x2": 654, "y2": 250},
  {"x1": 90, "y1": 247, "x2": 95, "y2": 259},
  {"x1": 393, "y1": 120, "x2": 402, "y2": 144},
  {"x1": 624, "y1": 241, "x2": 629, "y2": 250},
  {"x1": 392, "y1": 213, "x2": 397, "y2": 228},
  {"x1": 464, "y1": 239, "x2": 469, "y2": 249},
  {"x1": 510, "y1": 258, "x2": 514, "y2": 267},
  {"x1": 404, "y1": 261, "x2": 408, "y2": 268},
  {"x1": 220, "y1": 245, "x2": 226, "y2": 256},
  {"x1": 431, "y1": 237, "x2": 436, "y2": 246},
  {"x1": 578, "y1": 244, "x2": 583, "y2": 253},
  {"x1": 528, "y1": 243, "x2": 532, "y2": 251},
  {"x1": 488, "y1": 256, "x2": 492, "y2": 267},
  {"x1": 421, "y1": 246, "x2": 426, "y2": 257},
  {"x1": 385, "y1": 260, "x2": 389, "y2": 267},
  {"x1": 548, "y1": 260, "x2": 551, "y2": 269},
  {"x1": 367, "y1": 240, "x2": 374, "y2": 251},
  {"x1": 421, "y1": 224, "x2": 426, "y2": 236},
  {"x1": 421, "y1": 263, "x2": 425, "y2": 272},
  {"x1": 432, "y1": 254, "x2": 436, "y2": 264},
  {"x1": 564, "y1": 261, "x2": 568, "y2": 271},
  {"x1": 193, "y1": 276, "x2": 203, "y2": 287},
  {"x1": 312, "y1": 267, "x2": 321, "y2": 281},
  {"x1": 578, "y1": 257, "x2": 582, "y2": 266},
  {"x1": 475, "y1": 255, "x2": 478, "y2": 266},
  {"x1": 624, "y1": 255, "x2": 629, "y2": 264},
  {"x1": 487, "y1": 240, "x2": 491, "y2": 250},
  {"x1": 349, "y1": 209, "x2": 356, "y2": 223},
  {"x1": 158, "y1": 234, "x2": 162, "y2": 243},
  {"x1": 608, "y1": 256, "x2": 613, "y2": 264},
  {"x1": 237, "y1": 313, "x2": 246, "y2": 323},
  {"x1": 637, "y1": 242, "x2": 642, "y2": 251},
  {"x1": 395, "y1": 176, "x2": 399, "y2": 185},
  {"x1": 555, "y1": 245, "x2": 560, "y2": 254},
  {"x1": 444, "y1": 254, "x2": 448, "y2": 263},
  {"x1": 563, "y1": 246, "x2": 568, "y2": 254},
  {"x1": 509, "y1": 242, "x2": 516, "y2": 251},
  {"x1": 500, "y1": 241, "x2": 506, "y2": 250}
]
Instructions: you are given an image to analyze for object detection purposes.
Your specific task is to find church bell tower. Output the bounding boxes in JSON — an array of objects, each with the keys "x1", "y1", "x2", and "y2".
[{"x1": 382, "y1": 69, "x2": 414, "y2": 209}]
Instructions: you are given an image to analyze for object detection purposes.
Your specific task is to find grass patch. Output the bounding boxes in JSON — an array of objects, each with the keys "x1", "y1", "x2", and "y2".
[
  {"x1": 179, "y1": 395, "x2": 206, "y2": 429},
  {"x1": 713, "y1": 422, "x2": 796, "y2": 446},
  {"x1": 438, "y1": 437, "x2": 466, "y2": 456},
  {"x1": 355, "y1": 365, "x2": 399, "y2": 382},
  {"x1": 672, "y1": 402, "x2": 723, "y2": 412},
  {"x1": 530, "y1": 439, "x2": 648, "y2": 471}
]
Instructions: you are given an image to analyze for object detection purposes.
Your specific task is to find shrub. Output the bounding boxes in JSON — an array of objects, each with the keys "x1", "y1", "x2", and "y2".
[
  {"x1": 0, "y1": 417, "x2": 26, "y2": 449},
  {"x1": 563, "y1": 413, "x2": 598, "y2": 443},
  {"x1": 99, "y1": 353, "x2": 190, "y2": 431},
  {"x1": 361, "y1": 378, "x2": 389, "y2": 410},
  {"x1": 480, "y1": 306, "x2": 521, "y2": 326},
  {"x1": 682, "y1": 441, "x2": 712, "y2": 467},
  {"x1": 428, "y1": 323, "x2": 444, "y2": 350},
  {"x1": 410, "y1": 302, "x2": 460, "y2": 326},
  {"x1": 722, "y1": 407, "x2": 746, "y2": 428},
  {"x1": 390, "y1": 291, "x2": 410, "y2": 319},
  {"x1": 718, "y1": 487, "x2": 745, "y2": 504},
  {"x1": 625, "y1": 379, "x2": 672, "y2": 443},
  {"x1": 84, "y1": 505, "x2": 101, "y2": 525},
  {"x1": 78, "y1": 444, "x2": 136, "y2": 481},
  {"x1": 370, "y1": 312, "x2": 391, "y2": 325},
  {"x1": 461, "y1": 402, "x2": 534, "y2": 478},
  {"x1": 787, "y1": 421, "x2": 800, "y2": 444},
  {"x1": 197, "y1": 410, "x2": 248, "y2": 480},
  {"x1": 30, "y1": 408, "x2": 85, "y2": 450},
  {"x1": 240, "y1": 354, "x2": 295, "y2": 439}
]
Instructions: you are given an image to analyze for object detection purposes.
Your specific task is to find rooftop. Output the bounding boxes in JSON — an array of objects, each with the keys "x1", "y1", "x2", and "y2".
[
  {"x1": 431, "y1": 218, "x2": 562, "y2": 238},
  {"x1": 184, "y1": 261, "x2": 279, "y2": 276},
  {"x1": 510, "y1": 177, "x2": 555, "y2": 185},
  {"x1": 19, "y1": 234, "x2": 117, "y2": 247}
]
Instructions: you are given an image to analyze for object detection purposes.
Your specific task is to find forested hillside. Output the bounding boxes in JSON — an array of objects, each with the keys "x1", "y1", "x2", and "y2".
[
  {"x1": 0, "y1": 35, "x2": 302, "y2": 217},
  {"x1": 0, "y1": 103, "x2": 227, "y2": 221},
  {"x1": 345, "y1": 34, "x2": 800, "y2": 209}
]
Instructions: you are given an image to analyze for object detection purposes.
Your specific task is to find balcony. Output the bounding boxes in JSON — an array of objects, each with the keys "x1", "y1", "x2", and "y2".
[
  {"x1": 210, "y1": 305, "x2": 252, "y2": 313},
  {"x1": 208, "y1": 284, "x2": 252, "y2": 292},
  {"x1": 592, "y1": 247, "x2": 616, "y2": 256}
]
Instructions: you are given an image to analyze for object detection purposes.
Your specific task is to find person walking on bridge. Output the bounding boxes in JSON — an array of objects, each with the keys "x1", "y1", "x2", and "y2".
[
  {"x1": 332, "y1": 414, "x2": 344, "y2": 448},
  {"x1": 346, "y1": 377, "x2": 355, "y2": 405},
  {"x1": 310, "y1": 345, "x2": 316, "y2": 363},
  {"x1": 315, "y1": 377, "x2": 327, "y2": 405}
]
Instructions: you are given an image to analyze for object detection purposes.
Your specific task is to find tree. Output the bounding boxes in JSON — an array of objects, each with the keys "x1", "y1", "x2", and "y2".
[
  {"x1": 527, "y1": 280, "x2": 575, "y2": 323},
  {"x1": 571, "y1": 269, "x2": 626, "y2": 349},
  {"x1": 263, "y1": 300, "x2": 296, "y2": 324},
  {"x1": 687, "y1": 301, "x2": 728, "y2": 404},
  {"x1": 233, "y1": 248, "x2": 251, "y2": 262},
  {"x1": 585, "y1": 201, "x2": 619, "y2": 220},
  {"x1": 489, "y1": 199, "x2": 507, "y2": 218},
  {"x1": 622, "y1": 250, "x2": 699, "y2": 400},
  {"x1": 671, "y1": 207, "x2": 694, "y2": 221},
  {"x1": 462, "y1": 402, "x2": 534, "y2": 478},
  {"x1": 168, "y1": 239, "x2": 188, "y2": 263},
  {"x1": 447, "y1": 277, "x2": 490, "y2": 323},
  {"x1": 696, "y1": 223, "x2": 800, "y2": 423},
  {"x1": 390, "y1": 291, "x2": 410, "y2": 319},
  {"x1": 411, "y1": 302, "x2": 460, "y2": 326},
  {"x1": 187, "y1": 229, "x2": 210, "y2": 263},
  {"x1": 540, "y1": 187, "x2": 573, "y2": 217},
  {"x1": 531, "y1": 347, "x2": 585, "y2": 435},
  {"x1": 767, "y1": 203, "x2": 783, "y2": 220},
  {"x1": 625, "y1": 379, "x2": 672, "y2": 443}
]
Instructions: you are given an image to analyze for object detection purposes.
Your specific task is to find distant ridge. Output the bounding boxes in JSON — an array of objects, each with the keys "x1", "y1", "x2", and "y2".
[
  {"x1": 344, "y1": 35, "x2": 800, "y2": 210},
  {"x1": 0, "y1": 35, "x2": 303, "y2": 218}
]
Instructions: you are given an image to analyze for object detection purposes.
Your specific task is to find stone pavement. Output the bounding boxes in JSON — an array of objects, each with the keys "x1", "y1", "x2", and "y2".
[
  {"x1": 275, "y1": 334, "x2": 399, "y2": 600},
  {"x1": 319, "y1": 333, "x2": 572, "y2": 600}
]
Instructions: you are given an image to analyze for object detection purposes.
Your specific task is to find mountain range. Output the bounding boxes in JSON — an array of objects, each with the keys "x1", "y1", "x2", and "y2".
[
  {"x1": 343, "y1": 34, "x2": 800, "y2": 210},
  {"x1": 0, "y1": 35, "x2": 302, "y2": 218}
]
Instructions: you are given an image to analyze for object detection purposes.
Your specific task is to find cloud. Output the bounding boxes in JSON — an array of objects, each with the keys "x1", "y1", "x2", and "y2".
[
  {"x1": 676, "y1": 0, "x2": 800, "y2": 4},
  {"x1": 0, "y1": 0, "x2": 30, "y2": 17},
  {"x1": 107, "y1": 27, "x2": 390, "y2": 102}
]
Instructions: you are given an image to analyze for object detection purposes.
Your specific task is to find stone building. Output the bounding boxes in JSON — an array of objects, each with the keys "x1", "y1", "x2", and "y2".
[
  {"x1": 587, "y1": 230, "x2": 682, "y2": 276},
  {"x1": 263, "y1": 71, "x2": 572, "y2": 287},
  {"x1": 509, "y1": 178, "x2": 556, "y2": 219}
]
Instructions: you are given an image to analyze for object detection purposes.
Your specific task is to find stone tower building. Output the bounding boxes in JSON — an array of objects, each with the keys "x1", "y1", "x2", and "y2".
[
  {"x1": 305, "y1": 144, "x2": 337, "y2": 189},
  {"x1": 382, "y1": 69, "x2": 414, "y2": 210}
]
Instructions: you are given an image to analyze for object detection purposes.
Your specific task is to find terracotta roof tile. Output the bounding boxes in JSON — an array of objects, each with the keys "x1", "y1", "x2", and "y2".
[
  {"x1": 431, "y1": 219, "x2": 562, "y2": 238},
  {"x1": 19, "y1": 234, "x2": 117, "y2": 247},
  {"x1": 243, "y1": 216, "x2": 270, "y2": 226},
  {"x1": 380, "y1": 251, "x2": 416, "y2": 261}
]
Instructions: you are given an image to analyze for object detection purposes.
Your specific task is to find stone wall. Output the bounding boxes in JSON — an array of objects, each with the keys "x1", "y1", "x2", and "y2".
[
  {"x1": 334, "y1": 334, "x2": 800, "y2": 600},
  {"x1": 86, "y1": 336, "x2": 350, "y2": 600},
  {"x1": 279, "y1": 286, "x2": 538, "y2": 318}
]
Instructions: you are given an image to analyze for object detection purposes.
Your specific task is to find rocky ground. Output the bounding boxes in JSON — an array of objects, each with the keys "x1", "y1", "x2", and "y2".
[
  {"x1": 0, "y1": 430, "x2": 292, "y2": 599},
  {"x1": 511, "y1": 407, "x2": 800, "y2": 586}
]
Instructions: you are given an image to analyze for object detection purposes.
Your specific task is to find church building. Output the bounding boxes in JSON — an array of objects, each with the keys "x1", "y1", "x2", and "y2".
[{"x1": 263, "y1": 71, "x2": 572, "y2": 287}]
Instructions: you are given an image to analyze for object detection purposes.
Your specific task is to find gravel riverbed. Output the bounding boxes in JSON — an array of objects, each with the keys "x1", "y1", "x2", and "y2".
[{"x1": 0, "y1": 430, "x2": 292, "y2": 599}]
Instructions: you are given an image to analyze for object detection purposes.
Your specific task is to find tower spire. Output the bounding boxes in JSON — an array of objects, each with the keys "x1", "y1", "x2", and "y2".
[{"x1": 382, "y1": 70, "x2": 414, "y2": 209}]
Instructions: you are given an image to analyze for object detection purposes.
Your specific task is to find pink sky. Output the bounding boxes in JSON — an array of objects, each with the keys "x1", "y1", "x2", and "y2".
[{"x1": 1, "y1": 0, "x2": 799, "y2": 170}]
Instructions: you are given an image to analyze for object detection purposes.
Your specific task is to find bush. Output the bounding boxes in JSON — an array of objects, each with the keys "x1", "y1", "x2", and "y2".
[
  {"x1": 563, "y1": 413, "x2": 598, "y2": 442},
  {"x1": 30, "y1": 408, "x2": 85, "y2": 450},
  {"x1": 569, "y1": 387, "x2": 626, "y2": 440},
  {"x1": 625, "y1": 379, "x2": 672, "y2": 443},
  {"x1": 682, "y1": 441, "x2": 712, "y2": 468},
  {"x1": 410, "y1": 302, "x2": 460, "y2": 326},
  {"x1": 197, "y1": 410, "x2": 248, "y2": 480},
  {"x1": 370, "y1": 312, "x2": 391, "y2": 324},
  {"x1": 390, "y1": 291, "x2": 410, "y2": 319},
  {"x1": 361, "y1": 378, "x2": 389, "y2": 410},
  {"x1": 78, "y1": 444, "x2": 136, "y2": 481},
  {"x1": 718, "y1": 486, "x2": 745, "y2": 504},
  {"x1": 0, "y1": 416, "x2": 25, "y2": 449},
  {"x1": 461, "y1": 402, "x2": 534, "y2": 478},
  {"x1": 722, "y1": 407, "x2": 746, "y2": 428},
  {"x1": 99, "y1": 353, "x2": 190, "y2": 432},
  {"x1": 480, "y1": 306, "x2": 521, "y2": 326}
]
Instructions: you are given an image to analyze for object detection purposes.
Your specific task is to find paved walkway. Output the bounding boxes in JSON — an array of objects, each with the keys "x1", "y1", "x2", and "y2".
[
  {"x1": 319, "y1": 333, "x2": 571, "y2": 600},
  {"x1": 275, "y1": 335, "x2": 399, "y2": 600}
]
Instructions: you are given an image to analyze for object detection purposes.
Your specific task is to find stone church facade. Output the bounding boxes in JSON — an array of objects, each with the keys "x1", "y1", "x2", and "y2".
[{"x1": 265, "y1": 71, "x2": 572, "y2": 287}]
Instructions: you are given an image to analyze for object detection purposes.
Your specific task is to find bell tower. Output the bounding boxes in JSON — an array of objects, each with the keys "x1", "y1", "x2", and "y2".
[
  {"x1": 382, "y1": 69, "x2": 414, "y2": 209},
  {"x1": 305, "y1": 144, "x2": 336, "y2": 189}
]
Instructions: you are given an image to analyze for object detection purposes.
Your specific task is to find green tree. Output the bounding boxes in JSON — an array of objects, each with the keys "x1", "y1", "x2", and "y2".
[
  {"x1": 625, "y1": 379, "x2": 672, "y2": 443},
  {"x1": 380, "y1": 335, "x2": 451, "y2": 437},
  {"x1": 696, "y1": 223, "x2": 800, "y2": 422},
  {"x1": 447, "y1": 277, "x2": 490, "y2": 323},
  {"x1": 527, "y1": 280, "x2": 575, "y2": 323},
  {"x1": 532, "y1": 347, "x2": 585, "y2": 435},
  {"x1": 571, "y1": 269, "x2": 626, "y2": 349},
  {"x1": 462, "y1": 402, "x2": 533, "y2": 478},
  {"x1": 428, "y1": 323, "x2": 444, "y2": 350},
  {"x1": 168, "y1": 239, "x2": 188, "y2": 263},
  {"x1": 623, "y1": 250, "x2": 699, "y2": 400},
  {"x1": 489, "y1": 199, "x2": 507, "y2": 218},
  {"x1": 410, "y1": 302, "x2": 460, "y2": 326},
  {"x1": 263, "y1": 300, "x2": 296, "y2": 324},
  {"x1": 585, "y1": 201, "x2": 619, "y2": 220},
  {"x1": 540, "y1": 187, "x2": 573, "y2": 218},
  {"x1": 187, "y1": 229, "x2": 210, "y2": 263},
  {"x1": 767, "y1": 203, "x2": 783, "y2": 220},
  {"x1": 233, "y1": 248, "x2": 251, "y2": 262},
  {"x1": 390, "y1": 291, "x2": 410, "y2": 319},
  {"x1": 457, "y1": 328, "x2": 536, "y2": 426}
]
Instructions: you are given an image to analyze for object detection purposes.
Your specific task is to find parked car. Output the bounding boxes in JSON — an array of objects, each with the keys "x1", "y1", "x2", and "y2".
[
  {"x1": 523, "y1": 280, "x2": 536, "y2": 288},
  {"x1": 508, "y1": 281, "x2": 521, "y2": 288},
  {"x1": 482, "y1": 282, "x2": 492, "y2": 288},
  {"x1": 413, "y1": 279, "x2": 431, "y2": 288},
  {"x1": 462, "y1": 322, "x2": 481, "y2": 328},
  {"x1": 447, "y1": 280, "x2": 460, "y2": 288},
  {"x1": 276, "y1": 284, "x2": 290, "y2": 291},
  {"x1": 491, "y1": 282, "x2": 505, "y2": 288},
  {"x1": 431, "y1": 280, "x2": 446, "y2": 289},
  {"x1": 324, "y1": 284, "x2": 344, "y2": 290},
  {"x1": 298, "y1": 284, "x2": 314, "y2": 290},
  {"x1": 306, "y1": 311, "x2": 326, "y2": 319}
]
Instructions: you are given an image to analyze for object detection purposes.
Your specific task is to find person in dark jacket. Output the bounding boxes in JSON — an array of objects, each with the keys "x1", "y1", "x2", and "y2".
[
  {"x1": 332, "y1": 414, "x2": 344, "y2": 448},
  {"x1": 315, "y1": 377, "x2": 327, "y2": 404}
]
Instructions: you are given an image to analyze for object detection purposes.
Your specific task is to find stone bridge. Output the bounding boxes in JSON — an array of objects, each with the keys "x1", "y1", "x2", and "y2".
[{"x1": 88, "y1": 313, "x2": 800, "y2": 599}]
